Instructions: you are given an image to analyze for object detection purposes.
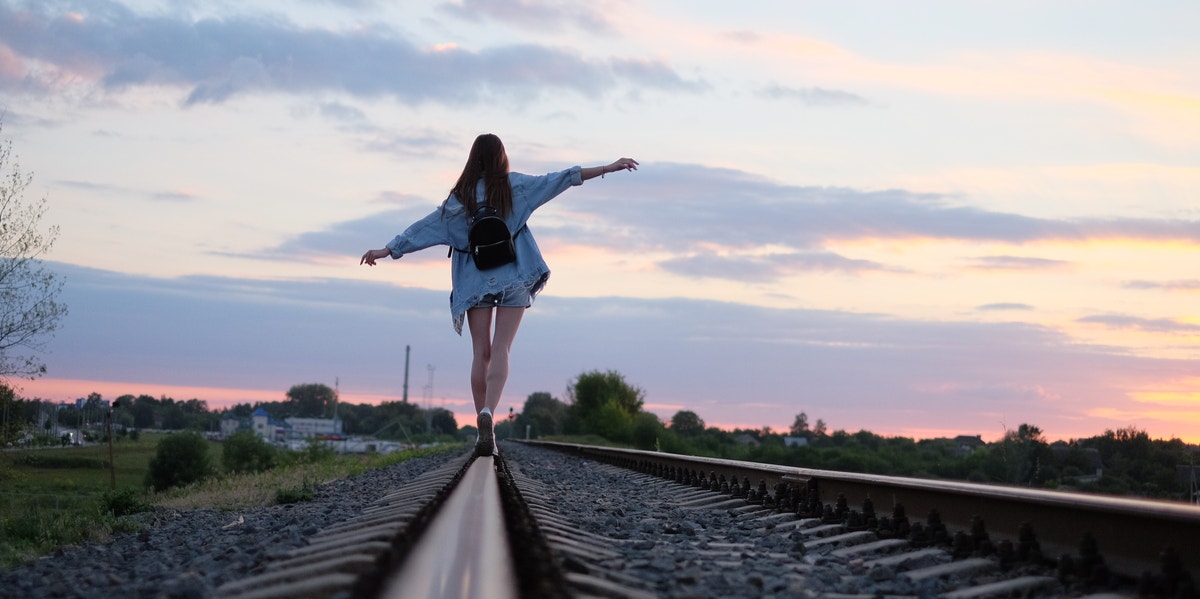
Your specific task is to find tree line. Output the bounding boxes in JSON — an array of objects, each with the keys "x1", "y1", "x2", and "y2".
[
  {"x1": 505, "y1": 372, "x2": 1198, "y2": 503},
  {"x1": 0, "y1": 382, "x2": 463, "y2": 446},
  {"x1": 4, "y1": 371, "x2": 1196, "y2": 502}
]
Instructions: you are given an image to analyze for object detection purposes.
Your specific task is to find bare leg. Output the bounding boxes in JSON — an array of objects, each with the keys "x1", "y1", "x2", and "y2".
[
  {"x1": 466, "y1": 305, "x2": 524, "y2": 456},
  {"x1": 466, "y1": 307, "x2": 494, "y2": 414},
  {"x1": 483, "y1": 306, "x2": 524, "y2": 413}
]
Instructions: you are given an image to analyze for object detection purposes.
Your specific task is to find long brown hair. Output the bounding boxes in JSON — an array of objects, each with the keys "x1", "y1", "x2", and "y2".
[{"x1": 449, "y1": 133, "x2": 512, "y2": 217}]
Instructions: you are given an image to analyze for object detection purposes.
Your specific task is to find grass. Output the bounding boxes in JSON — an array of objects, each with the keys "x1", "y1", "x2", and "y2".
[
  {"x1": 1, "y1": 434, "x2": 170, "y2": 568},
  {"x1": 151, "y1": 444, "x2": 463, "y2": 511},
  {"x1": 0, "y1": 434, "x2": 465, "y2": 569}
]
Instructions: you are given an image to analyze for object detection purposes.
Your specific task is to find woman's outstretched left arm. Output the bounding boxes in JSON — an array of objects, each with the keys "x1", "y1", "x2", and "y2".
[{"x1": 581, "y1": 158, "x2": 639, "y2": 182}]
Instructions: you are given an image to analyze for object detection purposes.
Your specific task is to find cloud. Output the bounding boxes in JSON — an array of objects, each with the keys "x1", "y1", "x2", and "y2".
[
  {"x1": 53, "y1": 179, "x2": 201, "y2": 203},
  {"x1": 978, "y1": 303, "x2": 1034, "y2": 311},
  {"x1": 253, "y1": 205, "x2": 443, "y2": 261},
  {"x1": 437, "y1": 0, "x2": 617, "y2": 34},
  {"x1": 760, "y1": 84, "x2": 869, "y2": 107},
  {"x1": 658, "y1": 251, "x2": 894, "y2": 281},
  {"x1": 1124, "y1": 279, "x2": 1200, "y2": 292},
  {"x1": 966, "y1": 255, "x2": 1070, "y2": 271},
  {"x1": 261, "y1": 161, "x2": 1200, "y2": 282},
  {"x1": 0, "y1": 1, "x2": 703, "y2": 105},
  {"x1": 1077, "y1": 314, "x2": 1200, "y2": 334}
]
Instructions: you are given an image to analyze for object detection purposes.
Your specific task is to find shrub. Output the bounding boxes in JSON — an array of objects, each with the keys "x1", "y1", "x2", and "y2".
[
  {"x1": 145, "y1": 432, "x2": 213, "y2": 492},
  {"x1": 630, "y1": 411, "x2": 664, "y2": 450},
  {"x1": 101, "y1": 488, "x2": 151, "y2": 517},
  {"x1": 275, "y1": 480, "x2": 314, "y2": 505},
  {"x1": 222, "y1": 430, "x2": 277, "y2": 474},
  {"x1": 297, "y1": 438, "x2": 335, "y2": 464}
]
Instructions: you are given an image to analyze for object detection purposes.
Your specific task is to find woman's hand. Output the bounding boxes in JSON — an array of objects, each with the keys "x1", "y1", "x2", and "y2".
[
  {"x1": 607, "y1": 157, "x2": 639, "y2": 173},
  {"x1": 360, "y1": 248, "x2": 391, "y2": 266}
]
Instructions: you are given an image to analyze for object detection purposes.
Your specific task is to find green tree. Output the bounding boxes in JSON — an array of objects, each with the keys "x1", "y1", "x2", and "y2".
[
  {"x1": 591, "y1": 398, "x2": 634, "y2": 441},
  {"x1": 630, "y1": 411, "x2": 665, "y2": 450},
  {"x1": 790, "y1": 412, "x2": 809, "y2": 437},
  {"x1": 0, "y1": 123, "x2": 68, "y2": 379},
  {"x1": 670, "y1": 410, "x2": 705, "y2": 436},
  {"x1": 285, "y1": 383, "x2": 335, "y2": 418},
  {"x1": 161, "y1": 402, "x2": 187, "y2": 430},
  {"x1": 0, "y1": 382, "x2": 22, "y2": 443},
  {"x1": 566, "y1": 370, "x2": 644, "y2": 438},
  {"x1": 145, "y1": 431, "x2": 213, "y2": 491},
  {"x1": 515, "y1": 392, "x2": 568, "y2": 438},
  {"x1": 813, "y1": 419, "x2": 827, "y2": 437},
  {"x1": 986, "y1": 423, "x2": 1053, "y2": 486},
  {"x1": 222, "y1": 430, "x2": 277, "y2": 474},
  {"x1": 131, "y1": 395, "x2": 158, "y2": 429},
  {"x1": 429, "y1": 407, "x2": 458, "y2": 436}
]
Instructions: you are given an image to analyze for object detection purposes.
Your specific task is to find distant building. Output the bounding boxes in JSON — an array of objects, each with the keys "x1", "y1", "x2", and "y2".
[
  {"x1": 287, "y1": 416, "x2": 344, "y2": 439},
  {"x1": 784, "y1": 436, "x2": 808, "y2": 448},
  {"x1": 733, "y1": 433, "x2": 761, "y2": 447},
  {"x1": 219, "y1": 412, "x2": 244, "y2": 437},
  {"x1": 953, "y1": 435, "x2": 986, "y2": 452},
  {"x1": 220, "y1": 408, "x2": 344, "y2": 443}
]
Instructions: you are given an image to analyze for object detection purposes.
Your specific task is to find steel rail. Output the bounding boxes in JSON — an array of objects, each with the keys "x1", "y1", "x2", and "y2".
[
  {"x1": 216, "y1": 453, "x2": 526, "y2": 599},
  {"x1": 380, "y1": 455, "x2": 516, "y2": 599},
  {"x1": 528, "y1": 440, "x2": 1200, "y2": 582}
]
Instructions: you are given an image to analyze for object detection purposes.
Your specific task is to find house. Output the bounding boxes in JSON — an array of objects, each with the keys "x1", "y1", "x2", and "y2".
[
  {"x1": 251, "y1": 407, "x2": 289, "y2": 442},
  {"x1": 784, "y1": 436, "x2": 808, "y2": 448},
  {"x1": 287, "y1": 416, "x2": 343, "y2": 439},
  {"x1": 733, "y1": 433, "x2": 761, "y2": 447},
  {"x1": 953, "y1": 435, "x2": 986, "y2": 455},
  {"x1": 219, "y1": 412, "x2": 245, "y2": 437},
  {"x1": 222, "y1": 408, "x2": 344, "y2": 444}
]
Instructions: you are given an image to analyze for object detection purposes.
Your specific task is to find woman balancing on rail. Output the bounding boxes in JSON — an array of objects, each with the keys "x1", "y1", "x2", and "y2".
[{"x1": 361, "y1": 134, "x2": 639, "y2": 456}]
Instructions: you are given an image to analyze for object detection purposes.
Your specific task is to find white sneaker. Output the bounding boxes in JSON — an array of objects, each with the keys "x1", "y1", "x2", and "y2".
[{"x1": 475, "y1": 411, "x2": 494, "y2": 456}]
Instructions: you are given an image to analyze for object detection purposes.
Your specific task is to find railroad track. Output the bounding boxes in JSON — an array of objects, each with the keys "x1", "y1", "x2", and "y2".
[{"x1": 215, "y1": 440, "x2": 1200, "y2": 598}]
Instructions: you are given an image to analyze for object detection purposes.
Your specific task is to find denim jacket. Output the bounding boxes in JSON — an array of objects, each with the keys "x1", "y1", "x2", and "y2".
[{"x1": 385, "y1": 166, "x2": 584, "y2": 334}]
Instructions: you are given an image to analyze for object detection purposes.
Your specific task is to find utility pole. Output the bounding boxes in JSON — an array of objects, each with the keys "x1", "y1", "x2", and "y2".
[
  {"x1": 424, "y1": 364, "x2": 436, "y2": 434},
  {"x1": 333, "y1": 377, "x2": 340, "y2": 421},
  {"x1": 402, "y1": 345, "x2": 410, "y2": 403},
  {"x1": 106, "y1": 401, "x2": 118, "y2": 490}
]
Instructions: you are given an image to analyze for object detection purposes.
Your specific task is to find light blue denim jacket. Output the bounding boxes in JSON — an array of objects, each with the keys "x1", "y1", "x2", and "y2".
[{"x1": 385, "y1": 166, "x2": 584, "y2": 334}]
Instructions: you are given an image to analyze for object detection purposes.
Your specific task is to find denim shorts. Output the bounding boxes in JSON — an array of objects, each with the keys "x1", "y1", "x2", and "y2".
[{"x1": 471, "y1": 286, "x2": 532, "y2": 309}]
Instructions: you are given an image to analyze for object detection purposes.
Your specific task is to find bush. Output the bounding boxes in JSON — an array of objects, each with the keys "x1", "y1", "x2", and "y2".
[
  {"x1": 630, "y1": 412, "x2": 664, "y2": 450},
  {"x1": 222, "y1": 430, "x2": 277, "y2": 474},
  {"x1": 297, "y1": 438, "x2": 335, "y2": 464},
  {"x1": 275, "y1": 480, "x2": 314, "y2": 505},
  {"x1": 101, "y1": 488, "x2": 151, "y2": 517},
  {"x1": 145, "y1": 432, "x2": 213, "y2": 492},
  {"x1": 12, "y1": 454, "x2": 107, "y2": 469}
]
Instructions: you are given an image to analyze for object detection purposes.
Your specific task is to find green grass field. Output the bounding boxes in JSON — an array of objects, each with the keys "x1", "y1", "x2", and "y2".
[
  {"x1": 0, "y1": 432, "x2": 461, "y2": 569},
  {"x1": 0, "y1": 433, "x2": 185, "y2": 567}
]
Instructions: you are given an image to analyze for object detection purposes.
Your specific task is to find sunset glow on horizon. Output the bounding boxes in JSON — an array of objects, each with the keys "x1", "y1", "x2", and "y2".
[{"x1": 1, "y1": 0, "x2": 1196, "y2": 445}]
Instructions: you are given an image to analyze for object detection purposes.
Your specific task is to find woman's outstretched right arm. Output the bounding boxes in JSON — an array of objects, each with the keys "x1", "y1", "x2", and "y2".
[{"x1": 581, "y1": 158, "x2": 639, "y2": 182}]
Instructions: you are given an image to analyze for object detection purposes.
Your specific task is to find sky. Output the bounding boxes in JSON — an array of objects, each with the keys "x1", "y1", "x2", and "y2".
[{"x1": 1, "y1": 0, "x2": 1198, "y2": 443}]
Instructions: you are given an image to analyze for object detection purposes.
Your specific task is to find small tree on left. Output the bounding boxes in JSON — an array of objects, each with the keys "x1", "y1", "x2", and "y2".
[
  {"x1": 146, "y1": 431, "x2": 214, "y2": 492},
  {"x1": 0, "y1": 121, "x2": 68, "y2": 380}
]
